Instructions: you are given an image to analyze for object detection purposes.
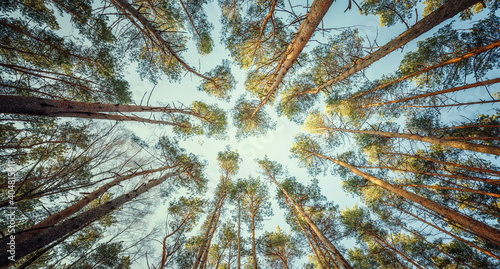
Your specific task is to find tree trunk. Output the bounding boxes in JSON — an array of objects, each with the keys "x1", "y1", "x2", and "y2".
[
  {"x1": 0, "y1": 95, "x2": 200, "y2": 127},
  {"x1": 311, "y1": 152, "x2": 500, "y2": 247},
  {"x1": 227, "y1": 240, "x2": 232, "y2": 269},
  {"x1": 192, "y1": 195, "x2": 225, "y2": 269},
  {"x1": 388, "y1": 202, "x2": 500, "y2": 262},
  {"x1": 200, "y1": 198, "x2": 225, "y2": 269},
  {"x1": 388, "y1": 216, "x2": 475, "y2": 269},
  {"x1": 359, "y1": 164, "x2": 500, "y2": 187},
  {"x1": 251, "y1": 203, "x2": 257, "y2": 269},
  {"x1": 380, "y1": 151, "x2": 500, "y2": 177},
  {"x1": 401, "y1": 99, "x2": 500, "y2": 108},
  {"x1": 359, "y1": 77, "x2": 500, "y2": 108},
  {"x1": 16, "y1": 166, "x2": 170, "y2": 242},
  {"x1": 249, "y1": 0, "x2": 335, "y2": 118},
  {"x1": 261, "y1": 167, "x2": 352, "y2": 269},
  {"x1": 308, "y1": 225, "x2": 340, "y2": 269},
  {"x1": 316, "y1": 126, "x2": 500, "y2": 155},
  {"x1": 287, "y1": 198, "x2": 327, "y2": 269},
  {"x1": 237, "y1": 197, "x2": 241, "y2": 269},
  {"x1": 370, "y1": 232, "x2": 424, "y2": 269},
  {"x1": 291, "y1": 0, "x2": 481, "y2": 99},
  {"x1": 346, "y1": 39, "x2": 500, "y2": 102},
  {"x1": 0, "y1": 171, "x2": 180, "y2": 269}
]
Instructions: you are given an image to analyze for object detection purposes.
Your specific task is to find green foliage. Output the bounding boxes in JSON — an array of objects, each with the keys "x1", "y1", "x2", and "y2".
[
  {"x1": 191, "y1": 101, "x2": 228, "y2": 139},
  {"x1": 180, "y1": 0, "x2": 214, "y2": 55},
  {"x1": 258, "y1": 226, "x2": 302, "y2": 268},
  {"x1": 157, "y1": 136, "x2": 208, "y2": 193},
  {"x1": 217, "y1": 146, "x2": 241, "y2": 177},
  {"x1": 219, "y1": 0, "x2": 290, "y2": 70},
  {"x1": 233, "y1": 96, "x2": 276, "y2": 139},
  {"x1": 278, "y1": 29, "x2": 367, "y2": 123},
  {"x1": 171, "y1": 101, "x2": 227, "y2": 139},
  {"x1": 360, "y1": 0, "x2": 418, "y2": 27},
  {"x1": 290, "y1": 134, "x2": 327, "y2": 175},
  {"x1": 0, "y1": 3, "x2": 131, "y2": 103},
  {"x1": 240, "y1": 176, "x2": 272, "y2": 228},
  {"x1": 198, "y1": 59, "x2": 236, "y2": 101},
  {"x1": 277, "y1": 77, "x2": 320, "y2": 123},
  {"x1": 69, "y1": 242, "x2": 130, "y2": 269},
  {"x1": 168, "y1": 196, "x2": 206, "y2": 230}
]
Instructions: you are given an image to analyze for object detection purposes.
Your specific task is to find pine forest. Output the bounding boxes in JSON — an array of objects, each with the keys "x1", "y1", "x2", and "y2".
[{"x1": 2, "y1": 0, "x2": 500, "y2": 268}]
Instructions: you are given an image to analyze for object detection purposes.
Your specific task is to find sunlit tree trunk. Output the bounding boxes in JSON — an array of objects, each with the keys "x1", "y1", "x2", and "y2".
[
  {"x1": 286, "y1": 198, "x2": 327, "y2": 269},
  {"x1": 250, "y1": 198, "x2": 258, "y2": 269},
  {"x1": 380, "y1": 151, "x2": 500, "y2": 177},
  {"x1": 315, "y1": 126, "x2": 500, "y2": 155},
  {"x1": 289, "y1": 0, "x2": 481, "y2": 100},
  {"x1": 311, "y1": 152, "x2": 500, "y2": 247},
  {"x1": 359, "y1": 77, "x2": 500, "y2": 108},
  {"x1": 249, "y1": 0, "x2": 335, "y2": 118},
  {"x1": 388, "y1": 201, "x2": 500, "y2": 262},
  {"x1": 346, "y1": 39, "x2": 500, "y2": 102}
]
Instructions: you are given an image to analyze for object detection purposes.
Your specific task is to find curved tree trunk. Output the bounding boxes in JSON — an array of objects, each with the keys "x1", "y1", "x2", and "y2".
[
  {"x1": 388, "y1": 202, "x2": 500, "y2": 262},
  {"x1": 311, "y1": 152, "x2": 500, "y2": 247},
  {"x1": 359, "y1": 77, "x2": 500, "y2": 108}
]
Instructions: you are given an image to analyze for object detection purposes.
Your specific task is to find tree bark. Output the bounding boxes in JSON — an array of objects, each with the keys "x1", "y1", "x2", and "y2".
[
  {"x1": 311, "y1": 152, "x2": 500, "y2": 247},
  {"x1": 0, "y1": 95, "x2": 197, "y2": 115},
  {"x1": 316, "y1": 126, "x2": 500, "y2": 155},
  {"x1": 261, "y1": 166, "x2": 352, "y2": 269},
  {"x1": 388, "y1": 202, "x2": 500, "y2": 262},
  {"x1": 249, "y1": 0, "x2": 335, "y2": 118},
  {"x1": 0, "y1": 95, "x2": 198, "y2": 126},
  {"x1": 287, "y1": 198, "x2": 327, "y2": 269},
  {"x1": 251, "y1": 200, "x2": 258, "y2": 269},
  {"x1": 200, "y1": 198, "x2": 225, "y2": 269},
  {"x1": 346, "y1": 39, "x2": 500, "y2": 103},
  {"x1": 192, "y1": 199, "x2": 221, "y2": 269},
  {"x1": 288, "y1": 0, "x2": 481, "y2": 100},
  {"x1": 0, "y1": 171, "x2": 180, "y2": 269},
  {"x1": 359, "y1": 77, "x2": 500, "y2": 108},
  {"x1": 380, "y1": 151, "x2": 500, "y2": 177}
]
